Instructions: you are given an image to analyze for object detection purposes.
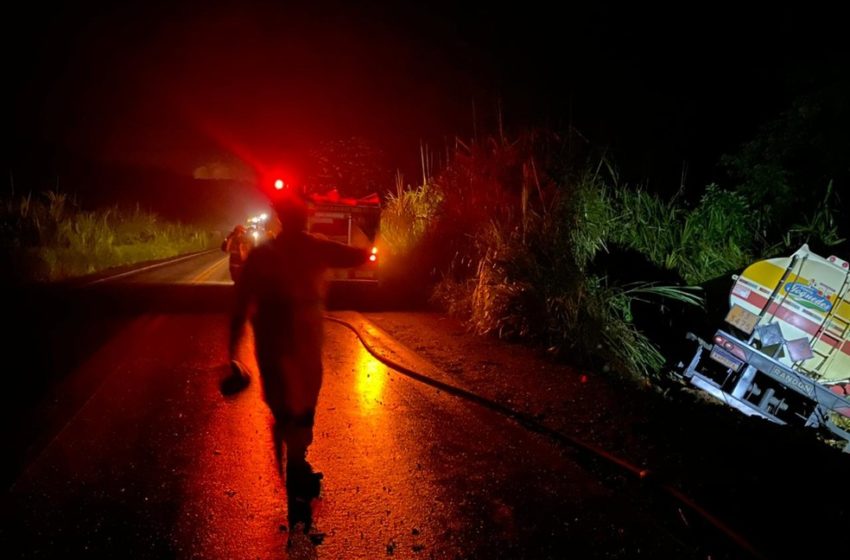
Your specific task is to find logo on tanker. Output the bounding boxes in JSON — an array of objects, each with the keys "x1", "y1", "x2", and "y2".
[{"x1": 783, "y1": 282, "x2": 832, "y2": 313}]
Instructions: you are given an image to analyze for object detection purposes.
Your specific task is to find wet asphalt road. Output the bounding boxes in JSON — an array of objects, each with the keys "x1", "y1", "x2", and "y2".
[
  {"x1": 112, "y1": 250, "x2": 233, "y2": 284},
  {"x1": 5, "y1": 252, "x2": 707, "y2": 559}
]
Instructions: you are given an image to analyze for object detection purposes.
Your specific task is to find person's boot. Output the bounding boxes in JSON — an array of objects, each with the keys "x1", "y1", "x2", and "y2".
[
  {"x1": 286, "y1": 458, "x2": 323, "y2": 535},
  {"x1": 286, "y1": 459, "x2": 323, "y2": 501}
]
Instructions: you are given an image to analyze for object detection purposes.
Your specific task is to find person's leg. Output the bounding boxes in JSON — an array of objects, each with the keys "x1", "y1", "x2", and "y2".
[
  {"x1": 278, "y1": 346, "x2": 323, "y2": 481},
  {"x1": 282, "y1": 409, "x2": 321, "y2": 494},
  {"x1": 257, "y1": 335, "x2": 324, "y2": 532},
  {"x1": 273, "y1": 407, "x2": 322, "y2": 535},
  {"x1": 281, "y1": 410, "x2": 314, "y2": 464},
  {"x1": 268, "y1": 405, "x2": 320, "y2": 491},
  {"x1": 271, "y1": 412, "x2": 288, "y2": 477},
  {"x1": 228, "y1": 254, "x2": 244, "y2": 282}
]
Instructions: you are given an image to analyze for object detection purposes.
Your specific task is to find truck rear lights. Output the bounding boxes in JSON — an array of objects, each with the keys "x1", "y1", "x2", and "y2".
[{"x1": 713, "y1": 334, "x2": 747, "y2": 361}]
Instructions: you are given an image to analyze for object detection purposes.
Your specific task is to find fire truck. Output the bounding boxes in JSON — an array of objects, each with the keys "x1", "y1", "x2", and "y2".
[
  {"x1": 304, "y1": 189, "x2": 381, "y2": 284},
  {"x1": 679, "y1": 244, "x2": 850, "y2": 451}
]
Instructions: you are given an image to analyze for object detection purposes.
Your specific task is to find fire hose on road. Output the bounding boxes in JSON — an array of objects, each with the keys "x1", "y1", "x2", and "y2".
[
  {"x1": 55, "y1": 250, "x2": 763, "y2": 558},
  {"x1": 324, "y1": 314, "x2": 764, "y2": 560}
]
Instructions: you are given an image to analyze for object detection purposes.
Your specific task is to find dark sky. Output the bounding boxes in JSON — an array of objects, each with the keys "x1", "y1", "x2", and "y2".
[{"x1": 4, "y1": 0, "x2": 847, "y2": 219}]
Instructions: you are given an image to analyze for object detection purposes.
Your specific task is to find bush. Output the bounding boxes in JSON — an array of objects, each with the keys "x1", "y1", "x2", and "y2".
[
  {"x1": 423, "y1": 136, "x2": 704, "y2": 380},
  {"x1": 389, "y1": 128, "x2": 843, "y2": 384},
  {"x1": 1, "y1": 191, "x2": 216, "y2": 282}
]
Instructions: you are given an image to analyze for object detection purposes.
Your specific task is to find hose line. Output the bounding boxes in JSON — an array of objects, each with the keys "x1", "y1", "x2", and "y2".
[{"x1": 325, "y1": 314, "x2": 764, "y2": 559}]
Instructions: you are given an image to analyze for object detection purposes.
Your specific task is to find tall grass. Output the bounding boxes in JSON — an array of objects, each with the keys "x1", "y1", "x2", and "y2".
[
  {"x1": 1, "y1": 191, "x2": 217, "y2": 282},
  {"x1": 386, "y1": 130, "x2": 844, "y2": 383},
  {"x1": 380, "y1": 171, "x2": 443, "y2": 257},
  {"x1": 420, "y1": 135, "x2": 705, "y2": 380},
  {"x1": 775, "y1": 180, "x2": 845, "y2": 252},
  {"x1": 600, "y1": 183, "x2": 754, "y2": 284}
]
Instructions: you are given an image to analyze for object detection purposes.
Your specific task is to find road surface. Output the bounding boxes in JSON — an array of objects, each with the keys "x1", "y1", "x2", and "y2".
[{"x1": 4, "y1": 251, "x2": 717, "y2": 559}]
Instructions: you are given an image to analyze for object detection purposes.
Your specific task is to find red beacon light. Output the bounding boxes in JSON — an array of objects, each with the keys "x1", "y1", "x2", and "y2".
[{"x1": 274, "y1": 179, "x2": 285, "y2": 190}]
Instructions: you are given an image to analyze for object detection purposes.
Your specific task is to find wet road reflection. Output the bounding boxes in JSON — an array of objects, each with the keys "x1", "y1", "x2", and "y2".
[
  {"x1": 354, "y1": 345, "x2": 388, "y2": 413},
  {"x1": 7, "y1": 312, "x2": 699, "y2": 559}
]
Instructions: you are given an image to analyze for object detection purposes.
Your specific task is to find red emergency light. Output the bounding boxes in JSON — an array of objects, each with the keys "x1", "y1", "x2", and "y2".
[{"x1": 259, "y1": 165, "x2": 300, "y2": 196}]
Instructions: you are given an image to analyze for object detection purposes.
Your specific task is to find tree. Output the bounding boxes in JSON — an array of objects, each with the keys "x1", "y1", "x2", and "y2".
[{"x1": 305, "y1": 137, "x2": 392, "y2": 199}]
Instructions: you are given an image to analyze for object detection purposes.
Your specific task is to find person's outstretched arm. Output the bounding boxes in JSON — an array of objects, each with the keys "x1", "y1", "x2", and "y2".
[{"x1": 316, "y1": 237, "x2": 371, "y2": 268}]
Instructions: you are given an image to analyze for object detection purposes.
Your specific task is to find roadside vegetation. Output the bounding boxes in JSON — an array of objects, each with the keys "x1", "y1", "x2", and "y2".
[
  {"x1": 382, "y1": 113, "x2": 845, "y2": 384},
  {"x1": 1, "y1": 191, "x2": 217, "y2": 283}
]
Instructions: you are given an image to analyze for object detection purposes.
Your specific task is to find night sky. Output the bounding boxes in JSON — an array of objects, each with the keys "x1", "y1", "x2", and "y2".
[{"x1": 4, "y1": 1, "x2": 847, "y2": 224}]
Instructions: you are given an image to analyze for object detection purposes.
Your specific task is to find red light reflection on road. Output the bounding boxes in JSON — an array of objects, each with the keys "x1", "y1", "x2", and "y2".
[
  {"x1": 354, "y1": 346, "x2": 387, "y2": 413},
  {"x1": 180, "y1": 321, "x2": 450, "y2": 558},
  {"x1": 175, "y1": 326, "x2": 285, "y2": 558}
]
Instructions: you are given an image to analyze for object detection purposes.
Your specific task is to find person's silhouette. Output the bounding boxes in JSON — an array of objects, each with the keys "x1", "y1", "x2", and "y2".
[
  {"x1": 227, "y1": 191, "x2": 369, "y2": 535},
  {"x1": 221, "y1": 224, "x2": 252, "y2": 282}
]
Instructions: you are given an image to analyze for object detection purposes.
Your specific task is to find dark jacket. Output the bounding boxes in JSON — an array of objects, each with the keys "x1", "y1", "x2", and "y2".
[{"x1": 229, "y1": 231, "x2": 369, "y2": 415}]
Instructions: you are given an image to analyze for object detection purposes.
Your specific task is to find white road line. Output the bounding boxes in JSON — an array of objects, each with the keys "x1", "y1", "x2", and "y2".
[{"x1": 84, "y1": 249, "x2": 220, "y2": 286}]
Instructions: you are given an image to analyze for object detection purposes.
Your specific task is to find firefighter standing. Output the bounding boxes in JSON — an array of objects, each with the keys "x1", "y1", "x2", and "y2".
[
  {"x1": 227, "y1": 192, "x2": 369, "y2": 533},
  {"x1": 221, "y1": 224, "x2": 252, "y2": 282}
]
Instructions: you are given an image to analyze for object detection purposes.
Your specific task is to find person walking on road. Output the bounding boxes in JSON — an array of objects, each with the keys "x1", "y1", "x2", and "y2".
[
  {"x1": 226, "y1": 191, "x2": 369, "y2": 535},
  {"x1": 221, "y1": 224, "x2": 253, "y2": 283}
]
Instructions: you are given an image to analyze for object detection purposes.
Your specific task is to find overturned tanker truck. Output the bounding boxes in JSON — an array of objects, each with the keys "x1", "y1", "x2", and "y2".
[{"x1": 679, "y1": 244, "x2": 850, "y2": 451}]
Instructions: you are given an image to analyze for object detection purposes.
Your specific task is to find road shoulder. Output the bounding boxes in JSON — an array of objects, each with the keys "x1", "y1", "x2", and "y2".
[{"x1": 356, "y1": 310, "x2": 850, "y2": 558}]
